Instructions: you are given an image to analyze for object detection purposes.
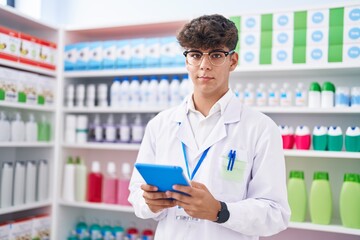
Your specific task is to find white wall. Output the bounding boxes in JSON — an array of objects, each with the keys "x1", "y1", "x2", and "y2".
[{"x1": 44, "y1": 0, "x2": 348, "y2": 28}]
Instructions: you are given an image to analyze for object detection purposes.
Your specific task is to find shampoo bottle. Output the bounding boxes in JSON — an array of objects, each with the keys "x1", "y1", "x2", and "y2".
[
  {"x1": 131, "y1": 114, "x2": 144, "y2": 143},
  {"x1": 75, "y1": 157, "x2": 87, "y2": 202},
  {"x1": 11, "y1": 112, "x2": 25, "y2": 142},
  {"x1": 117, "y1": 163, "x2": 132, "y2": 206},
  {"x1": 103, "y1": 162, "x2": 118, "y2": 204},
  {"x1": 37, "y1": 159, "x2": 49, "y2": 201},
  {"x1": 13, "y1": 161, "x2": 26, "y2": 206},
  {"x1": 62, "y1": 156, "x2": 76, "y2": 202},
  {"x1": 340, "y1": 173, "x2": 360, "y2": 229},
  {"x1": 25, "y1": 160, "x2": 37, "y2": 204},
  {"x1": 295, "y1": 126, "x2": 311, "y2": 150},
  {"x1": 345, "y1": 126, "x2": 360, "y2": 152},
  {"x1": 0, "y1": 111, "x2": 10, "y2": 142},
  {"x1": 328, "y1": 126, "x2": 343, "y2": 151},
  {"x1": 0, "y1": 162, "x2": 13, "y2": 208},
  {"x1": 312, "y1": 126, "x2": 328, "y2": 151},
  {"x1": 87, "y1": 161, "x2": 103, "y2": 203},
  {"x1": 118, "y1": 114, "x2": 130, "y2": 143},
  {"x1": 25, "y1": 113, "x2": 38, "y2": 142},
  {"x1": 287, "y1": 171, "x2": 307, "y2": 222}
]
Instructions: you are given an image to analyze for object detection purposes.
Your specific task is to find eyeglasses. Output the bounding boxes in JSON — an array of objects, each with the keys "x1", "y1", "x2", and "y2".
[{"x1": 183, "y1": 49, "x2": 235, "y2": 67}]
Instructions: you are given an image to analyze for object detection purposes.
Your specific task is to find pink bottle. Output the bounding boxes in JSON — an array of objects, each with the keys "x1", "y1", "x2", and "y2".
[
  {"x1": 117, "y1": 162, "x2": 132, "y2": 206},
  {"x1": 103, "y1": 162, "x2": 118, "y2": 204},
  {"x1": 279, "y1": 125, "x2": 295, "y2": 149},
  {"x1": 87, "y1": 161, "x2": 103, "y2": 203},
  {"x1": 295, "y1": 125, "x2": 311, "y2": 150}
]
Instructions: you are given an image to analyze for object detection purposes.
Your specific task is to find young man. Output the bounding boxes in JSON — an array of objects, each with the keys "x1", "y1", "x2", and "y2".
[{"x1": 129, "y1": 14, "x2": 290, "y2": 240}]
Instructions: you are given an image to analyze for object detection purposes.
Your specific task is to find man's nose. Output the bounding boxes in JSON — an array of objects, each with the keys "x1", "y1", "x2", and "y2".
[{"x1": 199, "y1": 54, "x2": 212, "y2": 70}]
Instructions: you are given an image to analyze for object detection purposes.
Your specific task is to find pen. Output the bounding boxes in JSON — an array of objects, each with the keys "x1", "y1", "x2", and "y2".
[
  {"x1": 230, "y1": 150, "x2": 236, "y2": 171},
  {"x1": 227, "y1": 150, "x2": 233, "y2": 171}
]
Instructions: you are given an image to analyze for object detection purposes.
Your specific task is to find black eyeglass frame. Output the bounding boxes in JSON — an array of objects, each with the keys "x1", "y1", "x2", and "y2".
[{"x1": 183, "y1": 49, "x2": 235, "y2": 66}]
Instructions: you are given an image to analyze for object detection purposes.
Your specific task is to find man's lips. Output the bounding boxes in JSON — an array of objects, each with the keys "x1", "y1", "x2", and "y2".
[{"x1": 198, "y1": 76, "x2": 214, "y2": 81}]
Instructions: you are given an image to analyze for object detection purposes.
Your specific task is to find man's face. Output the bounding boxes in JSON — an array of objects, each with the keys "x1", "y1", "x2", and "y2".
[{"x1": 185, "y1": 47, "x2": 238, "y2": 98}]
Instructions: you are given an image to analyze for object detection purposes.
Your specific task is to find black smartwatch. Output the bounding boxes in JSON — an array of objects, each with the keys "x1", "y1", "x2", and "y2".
[{"x1": 215, "y1": 201, "x2": 230, "y2": 223}]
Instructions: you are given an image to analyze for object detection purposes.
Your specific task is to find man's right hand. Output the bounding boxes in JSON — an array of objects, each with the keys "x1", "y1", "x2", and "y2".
[{"x1": 141, "y1": 184, "x2": 177, "y2": 213}]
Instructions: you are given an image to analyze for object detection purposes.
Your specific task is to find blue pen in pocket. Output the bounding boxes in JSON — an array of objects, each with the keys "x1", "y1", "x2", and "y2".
[
  {"x1": 230, "y1": 150, "x2": 236, "y2": 171},
  {"x1": 227, "y1": 150, "x2": 233, "y2": 171}
]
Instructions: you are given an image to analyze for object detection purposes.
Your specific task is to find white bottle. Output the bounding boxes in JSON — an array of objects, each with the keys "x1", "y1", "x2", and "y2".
[
  {"x1": 256, "y1": 83, "x2": 267, "y2": 106},
  {"x1": 169, "y1": 76, "x2": 181, "y2": 106},
  {"x1": 86, "y1": 84, "x2": 96, "y2": 108},
  {"x1": 140, "y1": 77, "x2": 150, "y2": 106},
  {"x1": 295, "y1": 82, "x2": 307, "y2": 107},
  {"x1": 105, "y1": 114, "x2": 116, "y2": 142},
  {"x1": 308, "y1": 82, "x2": 321, "y2": 108},
  {"x1": 0, "y1": 162, "x2": 13, "y2": 208},
  {"x1": 351, "y1": 87, "x2": 360, "y2": 108},
  {"x1": 98, "y1": 84, "x2": 108, "y2": 107},
  {"x1": 110, "y1": 77, "x2": 121, "y2": 107},
  {"x1": 321, "y1": 82, "x2": 335, "y2": 108},
  {"x1": 0, "y1": 111, "x2": 10, "y2": 142},
  {"x1": 180, "y1": 74, "x2": 190, "y2": 100},
  {"x1": 11, "y1": 112, "x2": 25, "y2": 142},
  {"x1": 148, "y1": 76, "x2": 159, "y2": 106},
  {"x1": 234, "y1": 83, "x2": 244, "y2": 104},
  {"x1": 37, "y1": 160, "x2": 49, "y2": 201},
  {"x1": 25, "y1": 113, "x2": 38, "y2": 142},
  {"x1": 65, "y1": 115, "x2": 77, "y2": 143},
  {"x1": 118, "y1": 114, "x2": 130, "y2": 143},
  {"x1": 129, "y1": 76, "x2": 141, "y2": 106},
  {"x1": 244, "y1": 83, "x2": 255, "y2": 106},
  {"x1": 120, "y1": 77, "x2": 130, "y2": 107},
  {"x1": 75, "y1": 157, "x2": 87, "y2": 202},
  {"x1": 76, "y1": 84, "x2": 85, "y2": 107},
  {"x1": 131, "y1": 114, "x2": 144, "y2": 143},
  {"x1": 62, "y1": 157, "x2": 76, "y2": 202},
  {"x1": 76, "y1": 115, "x2": 88, "y2": 143},
  {"x1": 92, "y1": 114, "x2": 103, "y2": 142},
  {"x1": 66, "y1": 84, "x2": 75, "y2": 107},
  {"x1": 280, "y1": 83, "x2": 293, "y2": 107},
  {"x1": 13, "y1": 161, "x2": 25, "y2": 206},
  {"x1": 158, "y1": 75, "x2": 170, "y2": 107},
  {"x1": 25, "y1": 160, "x2": 37, "y2": 204},
  {"x1": 268, "y1": 83, "x2": 280, "y2": 106}
]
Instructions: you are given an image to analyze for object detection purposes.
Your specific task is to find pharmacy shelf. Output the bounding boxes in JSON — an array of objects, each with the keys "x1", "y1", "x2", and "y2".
[
  {"x1": 0, "y1": 200, "x2": 52, "y2": 215},
  {"x1": 59, "y1": 200, "x2": 134, "y2": 213},
  {"x1": 63, "y1": 106, "x2": 167, "y2": 113},
  {"x1": 284, "y1": 150, "x2": 360, "y2": 159},
  {"x1": 289, "y1": 222, "x2": 360, "y2": 236},
  {"x1": 63, "y1": 67, "x2": 186, "y2": 78},
  {"x1": 0, "y1": 101, "x2": 55, "y2": 112},
  {"x1": 256, "y1": 107, "x2": 360, "y2": 114},
  {"x1": 0, "y1": 142, "x2": 54, "y2": 147},
  {"x1": 0, "y1": 59, "x2": 56, "y2": 77},
  {"x1": 62, "y1": 142, "x2": 141, "y2": 151}
]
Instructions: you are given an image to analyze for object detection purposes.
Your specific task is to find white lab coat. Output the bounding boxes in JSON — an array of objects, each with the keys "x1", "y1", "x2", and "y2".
[{"x1": 129, "y1": 94, "x2": 290, "y2": 240}]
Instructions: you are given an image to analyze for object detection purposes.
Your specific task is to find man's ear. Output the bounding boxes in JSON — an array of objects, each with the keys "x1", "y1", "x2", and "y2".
[{"x1": 229, "y1": 52, "x2": 239, "y2": 71}]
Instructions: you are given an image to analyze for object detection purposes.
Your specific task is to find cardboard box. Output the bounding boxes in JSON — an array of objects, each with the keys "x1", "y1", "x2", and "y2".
[
  {"x1": 272, "y1": 47, "x2": 292, "y2": 65},
  {"x1": 343, "y1": 44, "x2": 360, "y2": 63},
  {"x1": 273, "y1": 30, "x2": 294, "y2": 48},
  {"x1": 64, "y1": 44, "x2": 78, "y2": 71},
  {"x1": 116, "y1": 39, "x2": 131, "y2": 69},
  {"x1": 241, "y1": 15, "x2": 261, "y2": 32},
  {"x1": 31, "y1": 215, "x2": 51, "y2": 240},
  {"x1": 88, "y1": 41, "x2": 102, "y2": 70},
  {"x1": 0, "y1": 26, "x2": 19, "y2": 62},
  {"x1": 343, "y1": 25, "x2": 360, "y2": 44},
  {"x1": 0, "y1": 223, "x2": 10, "y2": 240},
  {"x1": 145, "y1": 38, "x2": 160, "y2": 68},
  {"x1": 344, "y1": 5, "x2": 360, "y2": 26},
  {"x1": 240, "y1": 32, "x2": 260, "y2": 49},
  {"x1": 306, "y1": 45, "x2": 328, "y2": 64},
  {"x1": 19, "y1": 33, "x2": 40, "y2": 67},
  {"x1": 9, "y1": 218, "x2": 32, "y2": 240},
  {"x1": 307, "y1": 8, "x2": 329, "y2": 29},
  {"x1": 102, "y1": 40, "x2": 117, "y2": 69},
  {"x1": 239, "y1": 48, "x2": 259, "y2": 66},
  {"x1": 307, "y1": 28, "x2": 329, "y2": 46},
  {"x1": 37, "y1": 39, "x2": 57, "y2": 70},
  {"x1": 75, "y1": 42, "x2": 90, "y2": 70},
  {"x1": 273, "y1": 12, "x2": 294, "y2": 30},
  {"x1": 130, "y1": 38, "x2": 145, "y2": 68}
]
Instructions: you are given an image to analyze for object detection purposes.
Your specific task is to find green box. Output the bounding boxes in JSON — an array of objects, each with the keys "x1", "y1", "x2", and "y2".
[
  {"x1": 328, "y1": 45, "x2": 343, "y2": 62},
  {"x1": 329, "y1": 26, "x2": 344, "y2": 45},
  {"x1": 329, "y1": 7, "x2": 344, "y2": 27},
  {"x1": 261, "y1": 31, "x2": 273, "y2": 48},
  {"x1": 261, "y1": 14, "x2": 273, "y2": 31},
  {"x1": 260, "y1": 48, "x2": 272, "y2": 65},
  {"x1": 293, "y1": 29, "x2": 307, "y2": 46},
  {"x1": 293, "y1": 46, "x2": 306, "y2": 64},
  {"x1": 294, "y1": 11, "x2": 307, "y2": 29}
]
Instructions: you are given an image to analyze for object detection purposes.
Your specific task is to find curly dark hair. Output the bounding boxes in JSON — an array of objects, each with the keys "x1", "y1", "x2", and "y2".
[{"x1": 176, "y1": 14, "x2": 238, "y2": 50}]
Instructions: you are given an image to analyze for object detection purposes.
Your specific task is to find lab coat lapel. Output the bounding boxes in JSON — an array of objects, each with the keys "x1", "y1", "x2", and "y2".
[{"x1": 198, "y1": 116, "x2": 227, "y2": 153}]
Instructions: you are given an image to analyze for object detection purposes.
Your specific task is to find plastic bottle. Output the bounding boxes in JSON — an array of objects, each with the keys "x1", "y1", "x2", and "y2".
[
  {"x1": 244, "y1": 83, "x2": 255, "y2": 106},
  {"x1": 118, "y1": 114, "x2": 130, "y2": 143},
  {"x1": 312, "y1": 126, "x2": 328, "y2": 151},
  {"x1": 13, "y1": 161, "x2": 25, "y2": 206},
  {"x1": 65, "y1": 115, "x2": 77, "y2": 143},
  {"x1": 37, "y1": 159, "x2": 49, "y2": 201},
  {"x1": 25, "y1": 113, "x2": 38, "y2": 142},
  {"x1": 321, "y1": 82, "x2": 335, "y2": 108},
  {"x1": 180, "y1": 74, "x2": 191, "y2": 100},
  {"x1": 89, "y1": 219, "x2": 102, "y2": 240},
  {"x1": 158, "y1": 75, "x2": 170, "y2": 107},
  {"x1": 140, "y1": 76, "x2": 150, "y2": 106},
  {"x1": 268, "y1": 83, "x2": 280, "y2": 106},
  {"x1": 88, "y1": 114, "x2": 103, "y2": 142},
  {"x1": 120, "y1": 77, "x2": 130, "y2": 107},
  {"x1": 345, "y1": 126, "x2": 360, "y2": 152},
  {"x1": 113, "y1": 223, "x2": 125, "y2": 240},
  {"x1": 75, "y1": 157, "x2": 87, "y2": 202},
  {"x1": 131, "y1": 114, "x2": 144, "y2": 143},
  {"x1": 288, "y1": 170, "x2": 307, "y2": 222},
  {"x1": 295, "y1": 82, "x2": 307, "y2": 107},
  {"x1": 351, "y1": 87, "x2": 360, "y2": 107},
  {"x1": 38, "y1": 115, "x2": 51, "y2": 142},
  {"x1": 340, "y1": 173, "x2": 360, "y2": 229},
  {"x1": 169, "y1": 76, "x2": 181, "y2": 106},
  {"x1": 234, "y1": 83, "x2": 244, "y2": 104},
  {"x1": 117, "y1": 162, "x2": 132, "y2": 206},
  {"x1": 86, "y1": 84, "x2": 96, "y2": 108},
  {"x1": 148, "y1": 76, "x2": 159, "y2": 106},
  {"x1": 76, "y1": 84, "x2": 85, "y2": 107},
  {"x1": 103, "y1": 162, "x2": 118, "y2": 204},
  {"x1": 256, "y1": 83, "x2": 267, "y2": 106},
  {"x1": 294, "y1": 126, "x2": 311, "y2": 150},
  {"x1": 105, "y1": 114, "x2": 116, "y2": 142},
  {"x1": 76, "y1": 115, "x2": 88, "y2": 143},
  {"x1": 335, "y1": 86, "x2": 350, "y2": 107},
  {"x1": 280, "y1": 82, "x2": 293, "y2": 107},
  {"x1": 25, "y1": 160, "x2": 37, "y2": 204},
  {"x1": 308, "y1": 82, "x2": 321, "y2": 108},
  {"x1": 62, "y1": 156, "x2": 76, "y2": 202},
  {"x1": 142, "y1": 229, "x2": 154, "y2": 240},
  {"x1": 11, "y1": 112, "x2": 25, "y2": 142},
  {"x1": 87, "y1": 161, "x2": 103, "y2": 203},
  {"x1": 309, "y1": 171, "x2": 332, "y2": 225},
  {"x1": 110, "y1": 77, "x2": 121, "y2": 107},
  {"x1": 75, "y1": 217, "x2": 88, "y2": 236},
  {"x1": 98, "y1": 84, "x2": 108, "y2": 107},
  {"x1": 327, "y1": 126, "x2": 343, "y2": 151},
  {"x1": 279, "y1": 125, "x2": 294, "y2": 149},
  {"x1": 130, "y1": 76, "x2": 141, "y2": 106},
  {"x1": 126, "y1": 227, "x2": 139, "y2": 240},
  {"x1": 0, "y1": 111, "x2": 10, "y2": 141},
  {"x1": 0, "y1": 162, "x2": 13, "y2": 208},
  {"x1": 66, "y1": 84, "x2": 75, "y2": 107}
]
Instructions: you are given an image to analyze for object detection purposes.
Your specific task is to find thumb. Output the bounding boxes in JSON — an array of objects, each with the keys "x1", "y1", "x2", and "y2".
[{"x1": 190, "y1": 181, "x2": 208, "y2": 191}]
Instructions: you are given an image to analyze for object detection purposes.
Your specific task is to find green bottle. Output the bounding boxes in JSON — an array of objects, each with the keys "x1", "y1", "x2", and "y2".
[
  {"x1": 312, "y1": 126, "x2": 328, "y2": 151},
  {"x1": 38, "y1": 115, "x2": 51, "y2": 142},
  {"x1": 345, "y1": 126, "x2": 360, "y2": 152},
  {"x1": 340, "y1": 173, "x2": 360, "y2": 229},
  {"x1": 309, "y1": 172, "x2": 332, "y2": 225},
  {"x1": 287, "y1": 171, "x2": 307, "y2": 222},
  {"x1": 327, "y1": 126, "x2": 343, "y2": 151}
]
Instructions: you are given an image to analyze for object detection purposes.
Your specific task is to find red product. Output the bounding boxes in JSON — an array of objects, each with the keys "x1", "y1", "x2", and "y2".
[
  {"x1": 0, "y1": 26, "x2": 19, "y2": 62},
  {"x1": 282, "y1": 134, "x2": 295, "y2": 149},
  {"x1": 295, "y1": 135, "x2": 311, "y2": 150},
  {"x1": 87, "y1": 161, "x2": 103, "y2": 202}
]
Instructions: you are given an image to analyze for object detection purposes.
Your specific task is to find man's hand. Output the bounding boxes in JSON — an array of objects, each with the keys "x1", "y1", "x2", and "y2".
[
  {"x1": 141, "y1": 184, "x2": 177, "y2": 213},
  {"x1": 165, "y1": 181, "x2": 221, "y2": 221}
]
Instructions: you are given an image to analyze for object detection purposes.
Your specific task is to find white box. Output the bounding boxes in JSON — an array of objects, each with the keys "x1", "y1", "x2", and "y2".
[
  {"x1": 344, "y1": 5, "x2": 360, "y2": 26},
  {"x1": 307, "y1": 8, "x2": 329, "y2": 29},
  {"x1": 272, "y1": 47, "x2": 292, "y2": 65},
  {"x1": 343, "y1": 25, "x2": 360, "y2": 44},
  {"x1": 241, "y1": 15, "x2": 261, "y2": 32},
  {"x1": 240, "y1": 32, "x2": 260, "y2": 49},
  {"x1": 9, "y1": 218, "x2": 32, "y2": 240},
  {"x1": 130, "y1": 38, "x2": 145, "y2": 68},
  {"x1": 160, "y1": 36, "x2": 183, "y2": 67},
  {"x1": 307, "y1": 28, "x2": 329, "y2": 46},
  {"x1": 64, "y1": 44, "x2": 78, "y2": 71},
  {"x1": 31, "y1": 215, "x2": 51, "y2": 240},
  {"x1": 38, "y1": 39, "x2": 57, "y2": 70},
  {"x1": 273, "y1": 30, "x2": 294, "y2": 48},
  {"x1": 343, "y1": 44, "x2": 360, "y2": 63},
  {"x1": 0, "y1": 223, "x2": 10, "y2": 240},
  {"x1": 3, "y1": 68, "x2": 18, "y2": 102},
  {"x1": 306, "y1": 45, "x2": 328, "y2": 64},
  {"x1": 75, "y1": 42, "x2": 90, "y2": 70},
  {"x1": 88, "y1": 41, "x2": 103, "y2": 70},
  {"x1": 0, "y1": 26, "x2": 19, "y2": 62},
  {"x1": 145, "y1": 38, "x2": 160, "y2": 68},
  {"x1": 239, "y1": 48, "x2": 259, "y2": 66},
  {"x1": 102, "y1": 40, "x2": 117, "y2": 69},
  {"x1": 273, "y1": 12, "x2": 294, "y2": 30},
  {"x1": 116, "y1": 39, "x2": 131, "y2": 69},
  {"x1": 19, "y1": 33, "x2": 40, "y2": 66}
]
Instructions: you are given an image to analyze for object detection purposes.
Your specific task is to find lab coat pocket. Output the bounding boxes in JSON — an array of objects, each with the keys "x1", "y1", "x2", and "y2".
[{"x1": 221, "y1": 150, "x2": 248, "y2": 182}]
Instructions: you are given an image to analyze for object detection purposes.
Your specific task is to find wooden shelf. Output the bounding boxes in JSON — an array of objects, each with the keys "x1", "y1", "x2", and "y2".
[
  {"x1": 0, "y1": 200, "x2": 52, "y2": 215},
  {"x1": 59, "y1": 200, "x2": 134, "y2": 213},
  {"x1": 0, "y1": 101, "x2": 55, "y2": 112}
]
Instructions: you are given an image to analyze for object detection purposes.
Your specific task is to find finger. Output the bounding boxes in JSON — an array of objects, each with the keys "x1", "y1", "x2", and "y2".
[
  {"x1": 190, "y1": 181, "x2": 207, "y2": 190},
  {"x1": 141, "y1": 184, "x2": 158, "y2": 192},
  {"x1": 172, "y1": 185, "x2": 193, "y2": 195},
  {"x1": 165, "y1": 191, "x2": 192, "y2": 204},
  {"x1": 145, "y1": 198, "x2": 176, "y2": 207},
  {"x1": 143, "y1": 191, "x2": 168, "y2": 200}
]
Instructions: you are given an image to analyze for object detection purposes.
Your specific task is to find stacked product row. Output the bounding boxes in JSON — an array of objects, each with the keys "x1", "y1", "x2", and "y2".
[
  {"x1": 0, "y1": 25, "x2": 57, "y2": 70},
  {"x1": 64, "y1": 36, "x2": 184, "y2": 71},
  {"x1": 0, "y1": 160, "x2": 49, "y2": 208},
  {"x1": 235, "y1": 82, "x2": 360, "y2": 108},
  {"x1": 65, "y1": 114, "x2": 148, "y2": 144},
  {"x1": 0, "y1": 215, "x2": 51, "y2": 240},
  {"x1": 0, "y1": 111, "x2": 52, "y2": 142},
  {"x1": 62, "y1": 157, "x2": 132, "y2": 206},
  {"x1": 67, "y1": 218, "x2": 154, "y2": 240},
  {"x1": 66, "y1": 74, "x2": 192, "y2": 108},
  {"x1": 0, "y1": 67, "x2": 55, "y2": 106},
  {"x1": 279, "y1": 125, "x2": 360, "y2": 152},
  {"x1": 287, "y1": 171, "x2": 360, "y2": 229}
]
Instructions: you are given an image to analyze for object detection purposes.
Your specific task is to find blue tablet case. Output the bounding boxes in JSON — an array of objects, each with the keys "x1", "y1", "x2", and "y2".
[{"x1": 135, "y1": 163, "x2": 190, "y2": 193}]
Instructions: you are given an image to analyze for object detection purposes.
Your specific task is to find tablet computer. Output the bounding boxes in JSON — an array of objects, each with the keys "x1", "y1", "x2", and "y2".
[{"x1": 135, "y1": 163, "x2": 190, "y2": 194}]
